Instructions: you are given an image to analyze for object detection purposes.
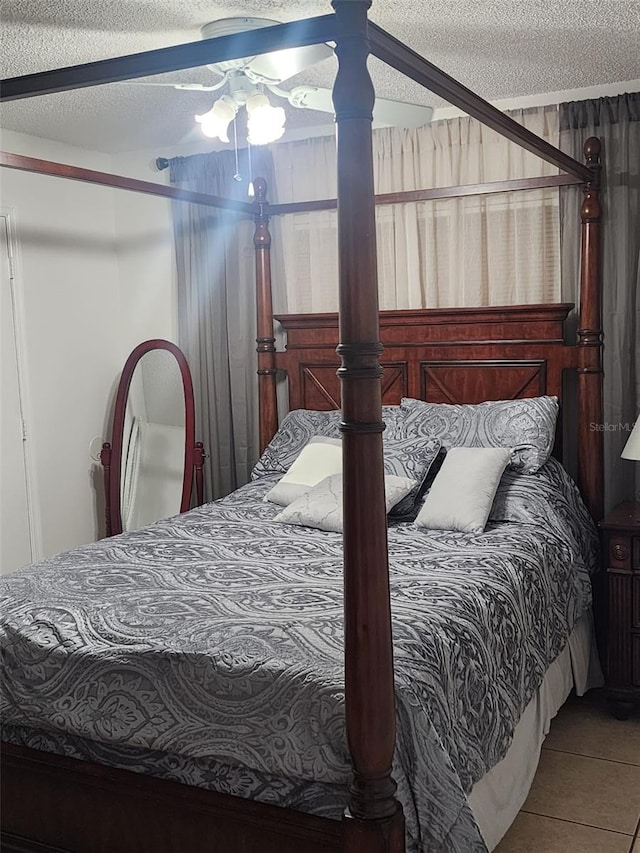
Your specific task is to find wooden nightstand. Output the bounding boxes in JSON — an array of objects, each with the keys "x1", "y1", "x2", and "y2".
[{"x1": 599, "y1": 501, "x2": 640, "y2": 719}]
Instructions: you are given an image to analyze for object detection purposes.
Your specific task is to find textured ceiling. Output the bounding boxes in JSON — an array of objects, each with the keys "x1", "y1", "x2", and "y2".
[{"x1": 1, "y1": 0, "x2": 639, "y2": 153}]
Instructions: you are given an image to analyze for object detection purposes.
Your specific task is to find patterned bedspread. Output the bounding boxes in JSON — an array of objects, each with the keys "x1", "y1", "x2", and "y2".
[{"x1": 0, "y1": 459, "x2": 597, "y2": 852}]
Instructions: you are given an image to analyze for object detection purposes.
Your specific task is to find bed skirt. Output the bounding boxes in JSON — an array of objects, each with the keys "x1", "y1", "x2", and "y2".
[{"x1": 468, "y1": 609, "x2": 603, "y2": 849}]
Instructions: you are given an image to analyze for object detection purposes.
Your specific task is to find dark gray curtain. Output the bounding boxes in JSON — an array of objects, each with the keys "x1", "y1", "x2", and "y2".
[
  {"x1": 560, "y1": 93, "x2": 640, "y2": 512},
  {"x1": 168, "y1": 148, "x2": 274, "y2": 500}
]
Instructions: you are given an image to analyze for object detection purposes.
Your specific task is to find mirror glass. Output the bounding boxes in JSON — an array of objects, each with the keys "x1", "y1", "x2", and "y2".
[
  {"x1": 103, "y1": 340, "x2": 202, "y2": 536},
  {"x1": 120, "y1": 349, "x2": 186, "y2": 532}
]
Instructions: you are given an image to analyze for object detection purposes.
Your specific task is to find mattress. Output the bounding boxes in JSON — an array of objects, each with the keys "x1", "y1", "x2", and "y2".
[{"x1": 0, "y1": 459, "x2": 599, "y2": 852}]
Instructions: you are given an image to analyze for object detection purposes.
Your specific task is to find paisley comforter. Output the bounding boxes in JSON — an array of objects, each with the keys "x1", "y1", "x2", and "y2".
[{"x1": 0, "y1": 459, "x2": 597, "y2": 852}]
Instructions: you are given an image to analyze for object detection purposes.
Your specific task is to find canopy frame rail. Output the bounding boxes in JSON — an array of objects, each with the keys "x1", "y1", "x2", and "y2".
[
  {"x1": 0, "y1": 16, "x2": 338, "y2": 101},
  {"x1": 5, "y1": 151, "x2": 584, "y2": 218},
  {"x1": 367, "y1": 21, "x2": 594, "y2": 182},
  {"x1": 0, "y1": 152, "x2": 255, "y2": 215},
  {"x1": 265, "y1": 174, "x2": 584, "y2": 215}
]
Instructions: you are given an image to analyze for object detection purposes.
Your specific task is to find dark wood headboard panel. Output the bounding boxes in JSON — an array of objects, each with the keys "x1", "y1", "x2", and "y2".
[
  {"x1": 273, "y1": 303, "x2": 578, "y2": 470},
  {"x1": 274, "y1": 303, "x2": 576, "y2": 411}
]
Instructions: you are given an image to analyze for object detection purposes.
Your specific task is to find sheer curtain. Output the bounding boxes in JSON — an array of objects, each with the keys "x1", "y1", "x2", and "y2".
[
  {"x1": 560, "y1": 94, "x2": 640, "y2": 510},
  {"x1": 271, "y1": 106, "x2": 560, "y2": 312},
  {"x1": 168, "y1": 148, "x2": 273, "y2": 498},
  {"x1": 168, "y1": 107, "x2": 567, "y2": 487}
]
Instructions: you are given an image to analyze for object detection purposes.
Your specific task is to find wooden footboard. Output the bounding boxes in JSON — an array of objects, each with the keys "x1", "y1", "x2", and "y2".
[{"x1": 1, "y1": 743, "x2": 342, "y2": 853}]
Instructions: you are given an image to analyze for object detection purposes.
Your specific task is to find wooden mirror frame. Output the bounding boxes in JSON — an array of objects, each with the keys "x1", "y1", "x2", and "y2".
[{"x1": 100, "y1": 339, "x2": 204, "y2": 536}]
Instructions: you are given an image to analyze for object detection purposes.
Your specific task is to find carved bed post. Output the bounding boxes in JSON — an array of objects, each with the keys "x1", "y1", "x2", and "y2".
[
  {"x1": 332, "y1": 2, "x2": 405, "y2": 851},
  {"x1": 577, "y1": 137, "x2": 604, "y2": 521},
  {"x1": 253, "y1": 177, "x2": 279, "y2": 452}
]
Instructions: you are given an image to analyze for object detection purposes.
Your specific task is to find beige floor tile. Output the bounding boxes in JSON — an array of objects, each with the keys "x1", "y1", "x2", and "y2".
[
  {"x1": 544, "y1": 691, "x2": 640, "y2": 765},
  {"x1": 521, "y1": 750, "x2": 640, "y2": 834},
  {"x1": 633, "y1": 837, "x2": 640, "y2": 853},
  {"x1": 495, "y1": 812, "x2": 632, "y2": 852}
]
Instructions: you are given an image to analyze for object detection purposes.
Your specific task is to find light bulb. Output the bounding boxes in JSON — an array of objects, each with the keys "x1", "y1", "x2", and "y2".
[
  {"x1": 246, "y1": 93, "x2": 285, "y2": 146},
  {"x1": 195, "y1": 96, "x2": 237, "y2": 142}
]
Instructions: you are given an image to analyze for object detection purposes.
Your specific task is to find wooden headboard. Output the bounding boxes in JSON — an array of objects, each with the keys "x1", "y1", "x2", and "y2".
[
  {"x1": 274, "y1": 304, "x2": 575, "y2": 412},
  {"x1": 272, "y1": 302, "x2": 582, "y2": 476}
]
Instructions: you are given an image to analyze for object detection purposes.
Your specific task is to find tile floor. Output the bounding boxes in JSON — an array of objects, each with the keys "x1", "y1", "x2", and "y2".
[{"x1": 495, "y1": 689, "x2": 640, "y2": 852}]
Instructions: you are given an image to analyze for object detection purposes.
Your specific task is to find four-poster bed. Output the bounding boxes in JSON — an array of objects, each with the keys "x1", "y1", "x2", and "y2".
[{"x1": 0, "y1": 2, "x2": 604, "y2": 852}]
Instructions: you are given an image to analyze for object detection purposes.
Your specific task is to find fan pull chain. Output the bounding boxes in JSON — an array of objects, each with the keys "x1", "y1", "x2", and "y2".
[
  {"x1": 232, "y1": 117, "x2": 242, "y2": 182},
  {"x1": 247, "y1": 142, "x2": 255, "y2": 199}
]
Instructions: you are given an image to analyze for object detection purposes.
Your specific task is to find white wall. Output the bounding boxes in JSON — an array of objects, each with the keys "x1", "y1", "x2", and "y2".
[
  {"x1": 109, "y1": 150, "x2": 177, "y2": 353},
  {"x1": 0, "y1": 130, "x2": 177, "y2": 562}
]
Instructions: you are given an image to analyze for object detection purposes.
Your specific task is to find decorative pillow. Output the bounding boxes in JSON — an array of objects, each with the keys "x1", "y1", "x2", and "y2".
[
  {"x1": 251, "y1": 410, "x2": 341, "y2": 480},
  {"x1": 415, "y1": 447, "x2": 511, "y2": 533},
  {"x1": 400, "y1": 396, "x2": 558, "y2": 474},
  {"x1": 380, "y1": 404, "x2": 406, "y2": 439},
  {"x1": 264, "y1": 430, "x2": 440, "y2": 515},
  {"x1": 264, "y1": 437, "x2": 342, "y2": 506},
  {"x1": 251, "y1": 406, "x2": 406, "y2": 480},
  {"x1": 274, "y1": 473, "x2": 416, "y2": 533},
  {"x1": 383, "y1": 436, "x2": 442, "y2": 518}
]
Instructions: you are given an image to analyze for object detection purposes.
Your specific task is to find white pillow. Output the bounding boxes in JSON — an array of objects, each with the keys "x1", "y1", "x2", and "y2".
[
  {"x1": 415, "y1": 447, "x2": 511, "y2": 533},
  {"x1": 264, "y1": 437, "x2": 342, "y2": 506},
  {"x1": 274, "y1": 473, "x2": 416, "y2": 533}
]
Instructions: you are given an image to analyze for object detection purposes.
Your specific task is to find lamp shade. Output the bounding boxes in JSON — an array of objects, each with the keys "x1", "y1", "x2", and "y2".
[
  {"x1": 195, "y1": 96, "x2": 238, "y2": 142},
  {"x1": 621, "y1": 417, "x2": 640, "y2": 461}
]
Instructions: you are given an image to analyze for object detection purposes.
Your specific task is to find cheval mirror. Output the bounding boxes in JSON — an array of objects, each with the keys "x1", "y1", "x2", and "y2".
[{"x1": 101, "y1": 340, "x2": 204, "y2": 536}]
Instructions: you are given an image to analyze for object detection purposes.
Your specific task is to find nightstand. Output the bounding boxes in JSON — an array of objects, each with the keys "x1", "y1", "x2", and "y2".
[{"x1": 599, "y1": 501, "x2": 640, "y2": 719}]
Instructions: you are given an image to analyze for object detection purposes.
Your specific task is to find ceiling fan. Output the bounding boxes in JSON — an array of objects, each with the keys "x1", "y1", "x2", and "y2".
[{"x1": 137, "y1": 17, "x2": 434, "y2": 145}]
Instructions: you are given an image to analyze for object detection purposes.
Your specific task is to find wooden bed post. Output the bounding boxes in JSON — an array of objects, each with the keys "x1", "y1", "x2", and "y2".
[
  {"x1": 332, "y1": 2, "x2": 404, "y2": 851},
  {"x1": 253, "y1": 177, "x2": 279, "y2": 452},
  {"x1": 577, "y1": 137, "x2": 604, "y2": 521}
]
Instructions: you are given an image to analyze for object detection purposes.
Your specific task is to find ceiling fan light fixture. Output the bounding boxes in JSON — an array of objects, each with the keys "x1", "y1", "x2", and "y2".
[
  {"x1": 195, "y1": 95, "x2": 238, "y2": 142},
  {"x1": 246, "y1": 93, "x2": 286, "y2": 145}
]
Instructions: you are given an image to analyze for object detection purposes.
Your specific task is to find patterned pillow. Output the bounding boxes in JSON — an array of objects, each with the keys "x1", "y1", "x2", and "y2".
[
  {"x1": 400, "y1": 396, "x2": 558, "y2": 474},
  {"x1": 251, "y1": 406, "x2": 406, "y2": 480},
  {"x1": 274, "y1": 473, "x2": 416, "y2": 533},
  {"x1": 383, "y1": 436, "x2": 442, "y2": 518},
  {"x1": 380, "y1": 404, "x2": 406, "y2": 438},
  {"x1": 251, "y1": 410, "x2": 341, "y2": 480}
]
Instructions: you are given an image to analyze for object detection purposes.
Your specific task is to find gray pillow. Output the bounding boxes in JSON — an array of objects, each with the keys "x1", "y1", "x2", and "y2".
[
  {"x1": 383, "y1": 436, "x2": 442, "y2": 518},
  {"x1": 399, "y1": 396, "x2": 558, "y2": 474},
  {"x1": 251, "y1": 406, "x2": 406, "y2": 480},
  {"x1": 252, "y1": 410, "x2": 341, "y2": 480}
]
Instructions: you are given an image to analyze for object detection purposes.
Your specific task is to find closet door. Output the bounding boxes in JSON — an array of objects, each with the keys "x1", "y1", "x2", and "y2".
[{"x1": 1, "y1": 214, "x2": 32, "y2": 574}]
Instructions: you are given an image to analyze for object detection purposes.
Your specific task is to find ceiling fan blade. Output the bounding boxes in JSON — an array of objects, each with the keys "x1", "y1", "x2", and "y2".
[
  {"x1": 371, "y1": 97, "x2": 433, "y2": 129},
  {"x1": 245, "y1": 43, "x2": 334, "y2": 85},
  {"x1": 286, "y1": 85, "x2": 333, "y2": 111},
  {"x1": 287, "y1": 85, "x2": 433, "y2": 129},
  {"x1": 116, "y1": 81, "x2": 224, "y2": 91}
]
